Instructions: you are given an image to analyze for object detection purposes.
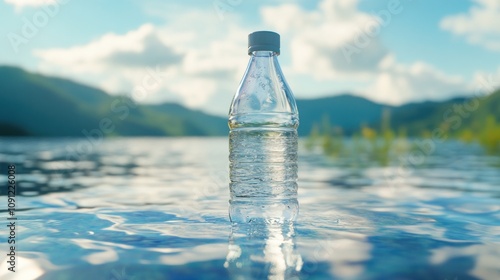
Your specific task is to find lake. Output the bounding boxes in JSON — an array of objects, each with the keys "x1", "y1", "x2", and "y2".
[{"x1": 0, "y1": 137, "x2": 499, "y2": 280}]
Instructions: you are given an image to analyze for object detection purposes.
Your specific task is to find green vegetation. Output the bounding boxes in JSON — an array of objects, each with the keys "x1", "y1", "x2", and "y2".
[
  {"x1": 436, "y1": 92, "x2": 500, "y2": 155},
  {"x1": 305, "y1": 110, "x2": 410, "y2": 166},
  {"x1": 304, "y1": 115, "x2": 344, "y2": 156},
  {"x1": 307, "y1": 89, "x2": 500, "y2": 158},
  {"x1": 477, "y1": 116, "x2": 500, "y2": 154}
]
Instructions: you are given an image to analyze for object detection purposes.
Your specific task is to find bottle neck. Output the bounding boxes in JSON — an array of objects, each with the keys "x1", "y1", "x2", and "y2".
[
  {"x1": 250, "y1": 50, "x2": 278, "y2": 57},
  {"x1": 246, "y1": 50, "x2": 281, "y2": 79}
]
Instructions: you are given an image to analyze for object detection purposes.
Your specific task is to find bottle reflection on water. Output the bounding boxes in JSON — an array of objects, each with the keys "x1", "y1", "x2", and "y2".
[{"x1": 224, "y1": 218, "x2": 303, "y2": 279}]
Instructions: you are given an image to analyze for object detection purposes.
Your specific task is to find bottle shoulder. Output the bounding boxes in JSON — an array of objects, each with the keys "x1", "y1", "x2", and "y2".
[
  {"x1": 228, "y1": 112, "x2": 299, "y2": 129},
  {"x1": 229, "y1": 54, "x2": 298, "y2": 117}
]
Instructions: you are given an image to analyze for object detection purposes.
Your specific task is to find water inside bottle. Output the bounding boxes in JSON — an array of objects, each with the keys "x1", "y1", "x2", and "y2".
[{"x1": 229, "y1": 123, "x2": 298, "y2": 224}]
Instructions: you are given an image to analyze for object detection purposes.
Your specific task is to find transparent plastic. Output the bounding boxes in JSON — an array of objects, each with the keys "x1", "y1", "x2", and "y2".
[{"x1": 228, "y1": 50, "x2": 299, "y2": 224}]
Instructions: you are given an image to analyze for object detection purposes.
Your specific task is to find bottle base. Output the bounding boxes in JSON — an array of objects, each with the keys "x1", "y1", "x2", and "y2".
[{"x1": 229, "y1": 198, "x2": 299, "y2": 225}]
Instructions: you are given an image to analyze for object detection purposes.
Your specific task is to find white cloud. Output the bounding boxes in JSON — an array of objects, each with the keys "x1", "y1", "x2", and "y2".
[
  {"x1": 440, "y1": 0, "x2": 500, "y2": 51},
  {"x1": 35, "y1": 24, "x2": 176, "y2": 103},
  {"x1": 166, "y1": 75, "x2": 217, "y2": 108},
  {"x1": 261, "y1": 0, "x2": 389, "y2": 80},
  {"x1": 261, "y1": 0, "x2": 468, "y2": 105},
  {"x1": 4, "y1": 0, "x2": 61, "y2": 10},
  {"x1": 35, "y1": 24, "x2": 165, "y2": 73},
  {"x1": 33, "y1": 10, "x2": 250, "y2": 113},
  {"x1": 365, "y1": 55, "x2": 468, "y2": 104}
]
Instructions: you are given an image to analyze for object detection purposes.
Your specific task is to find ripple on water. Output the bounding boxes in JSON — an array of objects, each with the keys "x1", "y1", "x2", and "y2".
[{"x1": 0, "y1": 137, "x2": 498, "y2": 279}]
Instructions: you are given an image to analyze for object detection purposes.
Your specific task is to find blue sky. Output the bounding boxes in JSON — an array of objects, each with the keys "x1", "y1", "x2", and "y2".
[{"x1": 1, "y1": 0, "x2": 499, "y2": 115}]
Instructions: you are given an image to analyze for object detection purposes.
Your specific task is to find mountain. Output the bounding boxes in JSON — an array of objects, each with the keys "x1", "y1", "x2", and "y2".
[
  {"x1": 0, "y1": 66, "x2": 227, "y2": 137},
  {"x1": 297, "y1": 92, "x2": 500, "y2": 137},
  {"x1": 457, "y1": 90, "x2": 500, "y2": 131},
  {"x1": 1, "y1": 65, "x2": 497, "y2": 138},
  {"x1": 296, "y1": 95, "x2": 392, "y2": 135},
  {"x1": 385, "y1": 92, "x2": 500, "y2": 136},
  {"x1": 147, "y1": 103, "x2": 227, "y2": 136}
]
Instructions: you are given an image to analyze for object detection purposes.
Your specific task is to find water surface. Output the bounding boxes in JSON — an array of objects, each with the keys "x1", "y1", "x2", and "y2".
[{"x1": 0, "y1": 137, "x2": 499, "y2": 279}]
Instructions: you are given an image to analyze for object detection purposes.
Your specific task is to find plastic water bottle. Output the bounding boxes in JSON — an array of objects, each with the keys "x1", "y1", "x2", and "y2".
[{"x1": 228, "y1": 31, "x2": 299, "y2": 224}]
